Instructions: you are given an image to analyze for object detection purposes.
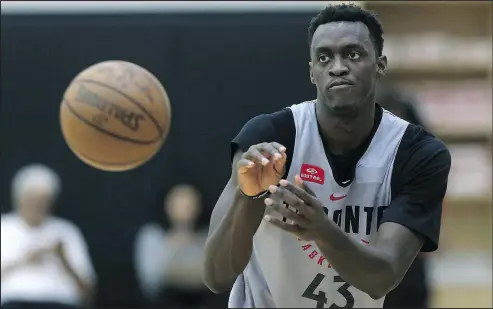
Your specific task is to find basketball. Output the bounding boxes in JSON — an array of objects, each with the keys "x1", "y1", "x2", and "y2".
[{"x1": 60, "y1": 60, "x2": 171, "y2": 171}]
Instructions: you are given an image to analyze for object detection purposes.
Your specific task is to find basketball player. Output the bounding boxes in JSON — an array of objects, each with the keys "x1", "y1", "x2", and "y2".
[{"x1": 202, "y1": 4, "x2": 451, "y2": 308}]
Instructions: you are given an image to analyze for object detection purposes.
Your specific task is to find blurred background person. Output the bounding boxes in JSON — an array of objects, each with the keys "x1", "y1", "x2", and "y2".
[
  {"x1": 1, "y1": 164, "x2": 97, "y2": 309},
  {"x1": 376, "y1": 81, "x2": 426, "y2": 128},
  {"x1": 135, "y1": 184, "x2": 213, "y2": 308},
  {"x1": 376, "y1": 82, "x2": 431, "y2": 309}
]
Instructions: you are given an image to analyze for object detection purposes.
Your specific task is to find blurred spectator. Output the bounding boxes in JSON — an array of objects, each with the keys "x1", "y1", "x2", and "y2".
[
  {"x1": 1, "y1": 164, "x2": 97, "y2": 309},
  {"x1": 134, "y1": 184, "x2": 212, "y2": 308},
  {"x1": 377, "y1": 82, "x2": 430, "y2": 309},
  {"x1": 377, "y1": 81, "x2": 426, "y2": 129}
]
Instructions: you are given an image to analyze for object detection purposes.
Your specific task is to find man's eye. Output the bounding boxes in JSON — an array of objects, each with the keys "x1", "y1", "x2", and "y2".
[
  {"x1": 348, "y1": 51, "x2": 361, "y2": 60},
  {"x1": 318, "y1": 55, "x2": 329, "y2": 63}
]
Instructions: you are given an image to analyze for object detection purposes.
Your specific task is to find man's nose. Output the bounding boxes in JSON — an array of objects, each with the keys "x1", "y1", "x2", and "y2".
[{"x1": 328, "y1": 57, "x2": 349, "y2": 77}]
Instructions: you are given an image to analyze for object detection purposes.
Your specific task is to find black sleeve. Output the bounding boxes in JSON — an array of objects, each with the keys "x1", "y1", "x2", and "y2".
[
  {"x1": 230, "y1": 108, "x2": 295, "y2": 177},
  {"x1": 383, "y1": 124, "x2": 451, "y2": 252}
]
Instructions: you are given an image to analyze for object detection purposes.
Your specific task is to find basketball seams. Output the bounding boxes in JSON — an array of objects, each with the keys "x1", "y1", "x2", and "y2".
[
  {"x1": 62, "y1": 98, "x2": 161, "y2": 145},
  {"x1": 72, "y1": 79, "x2": 165, "y2": 136},
  {"x1": 133, "y1": 64, "x2": 172, "y2": 134},
  {"x1": 60, "y1": 60, "x2": 171, "y2": 171}
]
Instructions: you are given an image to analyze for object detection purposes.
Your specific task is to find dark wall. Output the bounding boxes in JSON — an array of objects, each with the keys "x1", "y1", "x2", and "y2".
[{"x1": 1, "y1": 12, "x2": 316, "y2": 306}]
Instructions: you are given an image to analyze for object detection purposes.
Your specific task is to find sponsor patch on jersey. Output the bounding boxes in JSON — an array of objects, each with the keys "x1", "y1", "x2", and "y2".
[{"x1": 300, "y1": 164, "x2": 325, "y2": 184}]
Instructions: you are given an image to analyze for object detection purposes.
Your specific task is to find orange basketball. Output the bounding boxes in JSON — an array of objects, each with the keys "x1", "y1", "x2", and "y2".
[{"x1": 60, "y1": 60, "x2": 171, "y2": 171}]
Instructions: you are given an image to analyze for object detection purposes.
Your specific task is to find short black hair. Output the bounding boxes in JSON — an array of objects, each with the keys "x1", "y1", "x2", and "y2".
[{"x1": 308, "y1": 4, "x2": 384, "y2": 56}]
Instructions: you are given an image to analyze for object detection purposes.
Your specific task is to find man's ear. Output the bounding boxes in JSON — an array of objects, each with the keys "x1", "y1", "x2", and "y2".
[{"x1": 376, "y1": 55, "x2": 387, "y2": 77}]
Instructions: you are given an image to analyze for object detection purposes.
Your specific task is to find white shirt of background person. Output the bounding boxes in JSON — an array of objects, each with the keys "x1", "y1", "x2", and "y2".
[
  {"x1": 1, "y1": 164, "x2": 97, "y2": 306},
  {"x1": 134, "y1": 184, "x2": 207, "y2": 301}
]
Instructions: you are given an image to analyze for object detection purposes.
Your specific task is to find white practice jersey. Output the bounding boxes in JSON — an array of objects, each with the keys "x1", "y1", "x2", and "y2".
[{"x1": 229, "y1": 101, "x2": 409, "y2": 308}]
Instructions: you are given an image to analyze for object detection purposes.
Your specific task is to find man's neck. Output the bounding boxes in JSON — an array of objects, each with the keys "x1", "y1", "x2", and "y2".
[{"x1": 315, "y1": 100, "x2": 376, "y2": 155}]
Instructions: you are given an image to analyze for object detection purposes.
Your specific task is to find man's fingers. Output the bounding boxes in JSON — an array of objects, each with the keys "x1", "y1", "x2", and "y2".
[
  {"x1": 275, "y1": 151, "x2": 288, "y2": 164},
  {"x1": 268, "y1": 186, "x2": 312, "y2": 218},
  {"x1": 264, "y1": 215, "x2": 303, "y2": 234},
  {"x1": 273, "y1": 152, "x2": 287, "y2": 177},
  {"x1": 267, "y1": 185, "x2": 310, "y2": 216},
  {"x1": 294, "y1": 175, "x2": 316, "y2": 197},
  {"x1": 237, "y1": 159, "x2": 255, "y2": 168},
  {"x1": 294, "y1": 175, "x2": 303, "y2": 187},
  {"x1": 243, "y1": 147, "x2": 269, "y2": 166},
  {"x1": 279, "y1": 178, "x2": 318, "y2": 206},
  {"x1": 258, "y1": 143, "x2": 284, "y2": 162},
  {"x1": 264, "y1": 198, "x2": 310, "y2": 227},
  {"x1": 237, "y1": 159, "x2": 255, "y2": 174},
  {"x1": 242, "y1": 142, "x2": 287, "y2": 168},
  {"x1": 271, "y1": 142, "x2": 287, "y2": 153}
]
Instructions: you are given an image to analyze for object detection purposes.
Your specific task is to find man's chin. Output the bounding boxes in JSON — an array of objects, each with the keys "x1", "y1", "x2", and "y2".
[{"x1": 328, "y1": 103, "x2": 360, "y2": 118}]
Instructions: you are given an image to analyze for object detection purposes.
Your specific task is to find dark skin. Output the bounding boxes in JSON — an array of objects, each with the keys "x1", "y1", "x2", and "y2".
[
  {"x1": 203, "y1": 145, "x2": 286, "y2": 293},
  {"x1": 203, "y1": 21, "x2": 424, "y2": 298},
  {"x1": 310, "y1": 22, "x2": 386, "y2": 154},
  {"x1": 264, "y1": 21, "x2": 424, "y2": 299},
  {"x1": 266, "y1": 176, "x2": 423, "y2": 299}
]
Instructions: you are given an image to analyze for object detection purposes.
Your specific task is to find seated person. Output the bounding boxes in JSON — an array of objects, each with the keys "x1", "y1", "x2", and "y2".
[{"x1": 1, "y1": 164, "x2": 97, "y2": 309}]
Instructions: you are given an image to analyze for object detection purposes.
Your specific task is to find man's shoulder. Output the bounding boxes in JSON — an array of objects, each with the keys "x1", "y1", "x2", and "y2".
[
  {"x1": 244, "y1": 107, "x2": 294, "y2": 127},
  {"x1": 234, "y1": 107, "x2": 295, "y2": 143},
  {"x1": 239, "y1": 100, "x2": 315, "y2": 128},
  {"x1": 399, "y1": 123, "x2": 450, "y2": 159},
  {"x1": 393, "y1": 123, "x2": 451, "y2": 186},
  {"x1": 231, "y1": 106, "x2": 297, "y2": 161}
]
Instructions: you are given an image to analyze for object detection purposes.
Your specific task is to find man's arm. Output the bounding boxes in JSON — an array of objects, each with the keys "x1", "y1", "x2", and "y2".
[
  {"x1": 314, "y1": 138, "x2": 451, "y2": 299},
  {"x1": 202, "y1": 150, "x2": 268, "y2": 293},
  {"x1": 314, "y1": 219, "x2": 423, "y2": 299},
  {"x1": 202, "y1": 110, "x2": 294, "y2": 293},
  {"x1": 265, "y1": 135, "x2": 451, "y2": 299},
  {"x1": 203, "y1": 109, "x2": 296, "y2": 293}
]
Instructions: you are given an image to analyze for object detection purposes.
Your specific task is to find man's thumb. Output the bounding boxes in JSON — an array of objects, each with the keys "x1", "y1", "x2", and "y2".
[{"x1": 294, "y1": 175, "x2": 316, "y2": 197}]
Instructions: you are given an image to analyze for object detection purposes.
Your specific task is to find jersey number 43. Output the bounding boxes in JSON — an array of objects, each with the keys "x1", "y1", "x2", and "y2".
[{"x1": 302, "y1": 273, "x2": 355, "y2": 308}]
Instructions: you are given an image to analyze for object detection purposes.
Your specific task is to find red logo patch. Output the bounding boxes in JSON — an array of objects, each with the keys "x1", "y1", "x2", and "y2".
[{"x1": 300, "y1": 164, "x2": 325, "y2": 184}]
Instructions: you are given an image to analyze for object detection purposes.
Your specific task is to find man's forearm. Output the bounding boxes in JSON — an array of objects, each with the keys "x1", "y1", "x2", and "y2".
[
  {"x1": 314, "y1": 220, "x2": 395, "y2": 299},
  {"x1": 203, "y1": 187, "x2": 266, "y2": 293}
]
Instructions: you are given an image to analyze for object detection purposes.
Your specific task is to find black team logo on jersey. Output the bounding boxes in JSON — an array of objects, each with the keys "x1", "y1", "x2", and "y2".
[{"x1": 331, "y1": 205, "x2": 388, "y2": 235}]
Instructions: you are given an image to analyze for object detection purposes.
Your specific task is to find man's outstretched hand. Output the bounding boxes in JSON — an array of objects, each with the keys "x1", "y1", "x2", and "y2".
[
  {"x1": 264, "y1": 175, "x2": 330, "y2": 241},
  {"x1": 237, "y1": 142, "x2": 287, "y2": 197}
]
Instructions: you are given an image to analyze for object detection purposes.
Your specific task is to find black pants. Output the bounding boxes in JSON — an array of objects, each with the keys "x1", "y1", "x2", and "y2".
[
  {"x1": 1, "y1": 301, "x2": 83, "y2": 309},
  {"x1": 384, "y1": 256, "x2": 429, "y2": 308}
]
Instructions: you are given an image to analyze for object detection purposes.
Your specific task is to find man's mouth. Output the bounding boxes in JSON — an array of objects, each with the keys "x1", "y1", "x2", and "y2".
[{"x1": 328, "y1": 79, "x2": 354, "y2": 90}]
